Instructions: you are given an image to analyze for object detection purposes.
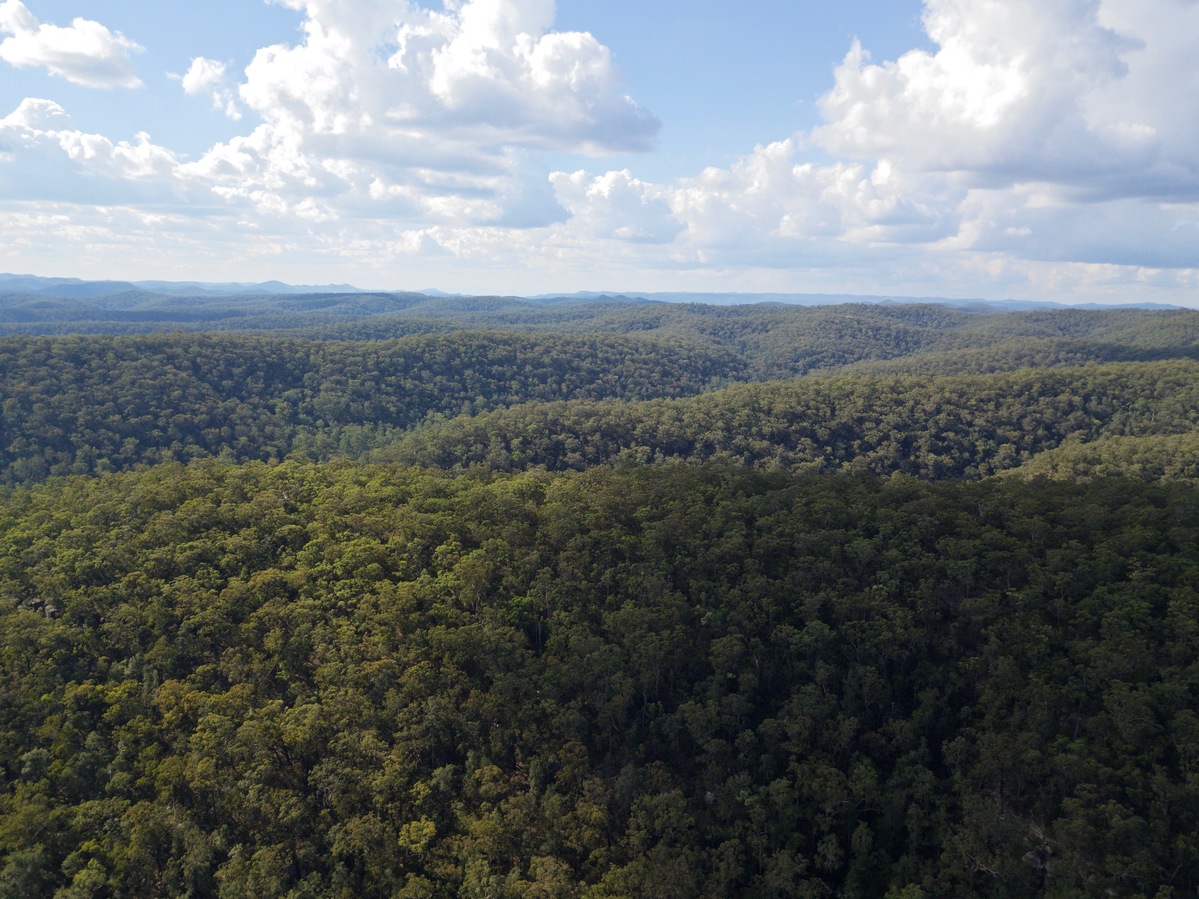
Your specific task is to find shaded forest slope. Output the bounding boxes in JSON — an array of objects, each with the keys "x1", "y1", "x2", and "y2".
[
  {"x1": 3, "y1": 327, "x2": 1198, "y2": 484},
  {"x1": 1, "y1": 461, "x2": 1197, "y2": 897},
  {"x1": 0, "y1": 331, "x2": 739, "y2": 483}
]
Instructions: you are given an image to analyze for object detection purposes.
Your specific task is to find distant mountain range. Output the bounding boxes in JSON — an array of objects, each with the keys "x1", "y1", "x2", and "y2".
[
  {"x1": 530, "y1": 290, "x2": 1186, "y2": 312},
  {"x1": 0, "y1": 274, "x2": 363, "y2": 299},
  {"x1": 0, "y1": 273, "x2": 1185, "y2": 311}
]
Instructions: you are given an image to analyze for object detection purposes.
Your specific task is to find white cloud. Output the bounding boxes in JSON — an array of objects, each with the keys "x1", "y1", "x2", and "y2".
[
  {"x1": 55, "y1": 130, "x2": 180, "y2": 182},
  {"x1": 4, "y1": 0, "x2": 1199, "y2": 305},
  {"x1": 666, "y1": 140, "x2": 962, "y2": 255},
  {"x1": 800, "y1": 0, "x2": 1199, "y2": 274},
  {"x1": 179, "y1": 55, "x2": 225, "y2": 93},
  {"x1": 0, "y1": 98, "x2": 196, "y2": 210},
  {"x1": 537, "y1": 0, "x2": 1199, "y2": 283},
  {"x1": 0, "y1": 0, "x2": 142, "y2": 88},
  {"x1": 181, "y1": 56, "x2": 225, "y2": 94},
  {"x1": 812, "y1": 0, "x2": 1199, "y2": 199},
  {"x1": 243, "y1": 0, "x2": 655, "y2": 150},
  {"x1": 551, "y1": 169, "x2": 682, "y2": 243},
  {"x1": 1, "y1": 96, "x2": 69, "y2": 130},
  {"x1": 177, "y1": 57, "x2": 242, "y2": 120},
  {"x1": 167, "y1": 0, "x2": 658, "y2": 228},
  {"x1": 954, "y1": 187, "x2": 1199, "y2": 269},
  {"x1": 0, "y1": 0, "x2": 657, "y2": 232},
  {"x1": 252, "y1": 6, "x2": 652, "y2": 147}
]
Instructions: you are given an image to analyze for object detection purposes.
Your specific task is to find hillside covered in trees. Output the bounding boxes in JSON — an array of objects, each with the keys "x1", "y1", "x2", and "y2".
[
  {"x1": 3, "y1": 462, "x2": 1199, "y2": 897},
  {"x1": 1, "y1": 296, "x2": 1198, "y2": 897},
  {"x1": 2, "y1": 302, "x2": 1198, "y2": 485}
]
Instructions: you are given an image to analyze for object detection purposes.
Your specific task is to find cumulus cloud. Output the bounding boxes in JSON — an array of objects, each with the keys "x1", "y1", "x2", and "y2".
[
  {"x1": 0, "y1": 0, "x2": 142, "y2": 88},
  {"x1": 813, "y1": 0, "x2": 1199, "y2": 199},
  {"x1": 0, "y1": 98, "x2": 197, "y2": 211},
  {"x1": 667, "y1": 140, "x2": 962, "y2": 254},
  {"x1": 180, "y1": 57, "x2": 226, "y2": 95},
  {"x1": 1, "y1": 96, "x2": 69, "y2": 130},
  {"x1": 544, "y1": 0, "x2": 1199, "y2": 279},
  {"x1": 551, "y1": 169, "x2": 682, "y2": 243},
  {"x1": 1, "y1": 0, "x2": 659, "y2": 232},
  {"x1": 5, "y1": 0, "x2": 1199, "y2": 303},
  {"x1": 800, "y1": 0, "x2": 1199, "y2": 271},
  {"x1": 241, "y1": 0, "x2": 656, "y2": 150},
  {"x1": 176, "y1": 57, "x2": 242, "y2": 120},
  {"x1": 191, "y1": 0, "x2": 657, "y2": 226}
]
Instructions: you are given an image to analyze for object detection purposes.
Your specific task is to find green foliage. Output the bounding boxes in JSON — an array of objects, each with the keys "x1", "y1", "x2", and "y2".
[
  {"x1": 4, "y1": 306, "x2": 1198, "y2": 485},
  {"x1": 2, "y1": 302, "x2": 1198, "y2": 894},
  {"x1": 0, "y1": 331, "x2": 739, "y2": 483},
  {"x1": 998, "y1": 432, "x2": 1199, "y2": 482},
  {"x1": 2, "y1": 460, "x2": 1198, "y2": 896},
  {"x1": 379, "y1": 360, "x2": 1199, "y2": 480},
  {"x1": 8, "y1": 334, "x2": 1197, "y2": 487}
]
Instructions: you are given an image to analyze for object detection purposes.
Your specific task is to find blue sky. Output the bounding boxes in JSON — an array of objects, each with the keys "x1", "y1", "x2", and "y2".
[{"x1": 1, "y1": 0, "x2": 1198, "y2": 304}]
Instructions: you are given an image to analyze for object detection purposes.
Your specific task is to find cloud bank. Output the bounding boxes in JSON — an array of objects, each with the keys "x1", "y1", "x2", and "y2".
[
  {"x1": 2, "y1": 0, "x2": 1199, "y2": 303},
  {"x1": 550, "y1": 0, "x2": 1199, "y2": 295}
]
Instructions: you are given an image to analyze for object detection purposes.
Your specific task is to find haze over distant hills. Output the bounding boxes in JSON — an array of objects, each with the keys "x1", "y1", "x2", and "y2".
[
  {"x1": 0, "y1": 273, "x2": 1184, "y2": 311},
  {"x1": 0, "y1": 274, "x2": 363, "y2": 298},
  {"x1": 531, "y1": 290, "x2": 1186, "y2": 311}
]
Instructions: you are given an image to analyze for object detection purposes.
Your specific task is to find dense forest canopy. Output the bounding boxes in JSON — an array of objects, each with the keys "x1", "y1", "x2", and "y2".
[
  {"x1": 0, "y1": 331, "x2": 739, "y2": 483},
  {"x1": 1, "y1": 296, "x2": 1198, "y2": 896},
  {"x1": 4, "y1": 292, "x2": 1198, "y2": 376},
  {"x1": 2, "y1": 303, "x2": 1198, "y2": 485},
  {"x1": 377, "y1": 360, "x2": 1199, "y2": 479},
  {"x1": 2, "y1": 461, "x2": 1198, "y2": 897}
]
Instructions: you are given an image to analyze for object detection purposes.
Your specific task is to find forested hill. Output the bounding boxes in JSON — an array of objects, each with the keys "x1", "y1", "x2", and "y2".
[
  {"x1": 3, "y1": 300, "x2": 1199, "y2": 896},
  {"x1": 374, "y1": 360, "x2": 1199, "y2": 479},
  {"x1": 0, "y1": 331, "x2": 741, "y2": 483},
  {"x1": 2, "y1": 315, "x2": 1199, "y2": 484},
  {"x1": 1, "y1": 461, "x2": 1197, "y2": 897},
  {"x1": 4, "y1": 292, "x2": 1198, "y2": 377}
]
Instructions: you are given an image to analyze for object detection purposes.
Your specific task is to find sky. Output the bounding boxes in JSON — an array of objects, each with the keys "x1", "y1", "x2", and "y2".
[{"x1": 1, "y1": 0, "x2": 1198, "y2": 305}]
